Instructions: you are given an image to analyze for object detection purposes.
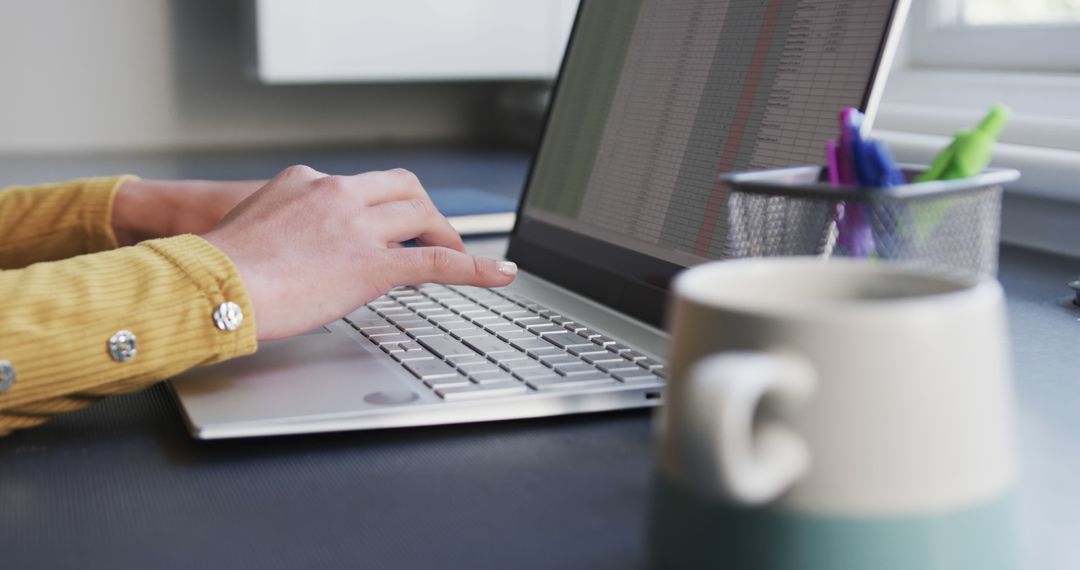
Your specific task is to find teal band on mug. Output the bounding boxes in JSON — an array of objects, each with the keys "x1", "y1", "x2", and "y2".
[{"x1": 648, "y1": 471, "x2": 1016, "y2": 570}]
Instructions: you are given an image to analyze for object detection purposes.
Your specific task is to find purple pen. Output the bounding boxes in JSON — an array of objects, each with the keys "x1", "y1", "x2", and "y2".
[{"x1": 826, "y1": 139, "x2": 841, "y2": 186}]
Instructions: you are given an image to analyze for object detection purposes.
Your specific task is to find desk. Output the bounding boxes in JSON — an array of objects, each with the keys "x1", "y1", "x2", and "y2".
[{"x1": 2, "y1": 149, "x2": 1078, "y2": 569}]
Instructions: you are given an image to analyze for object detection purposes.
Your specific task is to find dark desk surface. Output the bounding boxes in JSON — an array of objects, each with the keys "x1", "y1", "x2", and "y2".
[{"x1": 2, "y1": 149, "x2": 1079, "y2": 569}]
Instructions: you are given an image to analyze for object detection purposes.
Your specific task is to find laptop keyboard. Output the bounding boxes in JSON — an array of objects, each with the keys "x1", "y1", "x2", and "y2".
[{"x1": 343, "y1": 284, "x2": 665, "y2": 401}]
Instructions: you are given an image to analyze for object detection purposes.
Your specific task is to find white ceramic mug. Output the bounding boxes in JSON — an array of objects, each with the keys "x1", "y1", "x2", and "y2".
[{"x1": 649, "y1": 258, "x2": 1017, "y2": 570}]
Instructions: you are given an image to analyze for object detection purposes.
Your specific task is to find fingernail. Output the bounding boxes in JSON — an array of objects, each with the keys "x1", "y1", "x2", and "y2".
[{"x1": 496, "y1": 261, "x2": 518, "y2": 276}]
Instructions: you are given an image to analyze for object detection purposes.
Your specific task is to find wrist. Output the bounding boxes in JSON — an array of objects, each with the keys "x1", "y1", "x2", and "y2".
[{"x1": 111, "y1": 179, "x2": 176, "y2": 246}]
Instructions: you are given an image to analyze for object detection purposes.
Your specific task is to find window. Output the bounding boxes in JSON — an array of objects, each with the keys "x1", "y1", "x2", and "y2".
[
  {"x1": 909, "y1": 0, "x2": 1080, "y2": 72},
  {"x1": 963, "y1": 0, "x2": 1080, "y2": 25},
  {"x1": 875, "y1": 0, "x2": 1080, "y2": 255}
]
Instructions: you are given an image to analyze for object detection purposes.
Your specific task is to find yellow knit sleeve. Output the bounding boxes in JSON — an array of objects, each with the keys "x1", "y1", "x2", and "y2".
[
  {"x1": 0, "y1": 234, "x2": 257, "y2": 436},
  {"x1": 0, "y1": 175, "x2": 136, "y2": 269}
]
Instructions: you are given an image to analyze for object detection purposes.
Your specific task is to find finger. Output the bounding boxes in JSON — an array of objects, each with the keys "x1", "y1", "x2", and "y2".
[
  {"x1": 344, "y1": 168, "x2": 430, "y2": 207},
  {"x1": 388, "y1": 247, "x2": 518, "y2": 288},
  {"x1": 366, "y1": 198, "x2": 466, "y2": 252}
]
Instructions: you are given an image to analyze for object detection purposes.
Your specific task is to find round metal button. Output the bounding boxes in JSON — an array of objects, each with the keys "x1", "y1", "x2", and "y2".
[
  {"x1": 0, "y1": 360, "x2": 14, "y2": 393},
  {"x1": 108, "y1": 330, "x2": 138, "y2": 362},
  {"x1": 213, "y1": 301, "x2": 244, "y2": 332}
]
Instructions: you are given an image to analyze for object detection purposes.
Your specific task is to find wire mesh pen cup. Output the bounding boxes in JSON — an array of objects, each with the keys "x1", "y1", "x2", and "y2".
[{"x1": 716, "y1": 166, "x2": 1020, "y2": 279}]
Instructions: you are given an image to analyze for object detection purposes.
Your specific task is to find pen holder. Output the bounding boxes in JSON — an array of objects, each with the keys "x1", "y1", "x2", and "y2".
[{"x1": 716, "y1": 165, "x2": 1020, "y2": 279}]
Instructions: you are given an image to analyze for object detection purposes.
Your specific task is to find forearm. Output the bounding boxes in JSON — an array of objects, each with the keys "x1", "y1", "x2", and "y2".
[
  {"x1": 0, "y1": 235, "x2": 256, "y2": 436},
  {"x1": 112, "y1": 179, "x2": 266, "y2": 246},
  {"x1": 0, "y1": 176, "x2": 135, "y2": 269}
]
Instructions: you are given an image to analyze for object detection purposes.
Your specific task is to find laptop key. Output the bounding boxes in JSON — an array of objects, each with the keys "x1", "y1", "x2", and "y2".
[
  {"x1": 418, "y1": 335, "x2": 477, "y2": 359},
  {"x1": 513, "y1": 316, "x2": 546, "y2": 327},
  {"x1": 448, "y1": 354, "x2": 487, "y2": 367},
  {"x1": 638, "y1": 358, "x2": 663, "y2": 371},
  {"x1": 554, "y1": 362, "x2": 599, "y2": 376},
  {"x1": 529, "y1": 324, "x2": 565, "y2": 335},
  {"x1": 402, "y1": 299, "x2": 438, "y2": 309},
  {"x1": 371, "y1": 333, "x2": 411, "y2": 346},
  {"x1": 526, "y1": 374, "x2": 618, "y2": 391},
  {"x1": 512, "y1": 368, "x2": 560, "y2": 381},
  {"x1": 566, "y1": 344, "x2": 609, "y2": 356},
  {"x1": 463, "y1": 336, "x2": 518, "y2": 356},
  {"x1": 499, "y1": 359, "x2": 544, "y2": 372},
  {"x1": 450, "y1": 325, "x2": 489, "y2": 339},
  {"x1": 416, "y1": 309, "x2": 453, "y2": 320},
  {"x1": 496, "y1": 330, "x2": 534, "y2": 341},
  {"x1": 561, "y1": 322, "x2": 588, "y2": 333},
  {"x1": 428, "y1": 313, "x2": 463, "y2": 324},
  {"x1": 471, "y1": 316, "x2": 506, "y2": 327},
  {"x1": 404, "y1": 359, "x2": 459, "y2": 380},
  {"x1": 613, "y1": 370, "x2": 660, "y2": 384},
  {"x1": 406, "y1": 327, "x2": 442, "y2": 338},
  {"x1": 483, "y1": 322, "x2": 518, "y2": 333},
  {"x1": 359, "y1": 325, "x2": 399, "y2": 337},
  {"x1": 596, "y1": 361, "x2": 641, "y2": 374},
  {"x1": 469, "y1": 371, "x2": 520, "y2": 385},
  {"x1": 436, "y1": 382, "x2": 528, "y2": 401},
  {"x1": 543, "y1": 332, "x2": 594, "y2": 349},
  {"x1": 582, "y1": 352, "x2": 624, "y2": 365},
  {"x1": 538, "y1": 353, "x2": 580, "y2": 367},
  {"x1": 490, "y1": 350, "x2": 529, "y2": 364},
  {"x1": 376, "y1": 308, "x2": 412, "y2": 319},
  {"x1": 391, "y1": 349, "x2": 432, "y2": 362},
  {"x1": 456, "y1": 361, "x2": 501, "y2": 375},
  {"x1": 510, "y1": 337, "x2": 552, "y2": 351},
  {"x1": 424, "y1": 375, "x2": 471, "y2": 389},
  {"x1": 591, "y1": 335, "x2": 617, "y2": 346},
  {"x1": 437, "y1": 319, "x2": 474, "y2": 330},
  {"x1": 526, "y1": 346, "x2": 560, "y2": 359},
  {"x1": 393, "y1": 318, "x2": 432, "y2": 330}
]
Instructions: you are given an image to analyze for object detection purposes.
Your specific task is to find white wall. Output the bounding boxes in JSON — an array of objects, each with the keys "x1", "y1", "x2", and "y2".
[{"x1": 0, "y1": 0, "x2": 493, "y2": 154}]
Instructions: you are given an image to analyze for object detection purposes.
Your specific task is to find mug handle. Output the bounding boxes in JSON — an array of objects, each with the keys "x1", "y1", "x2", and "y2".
[{"x1": 685, "y1": 352, "x2": 816, "y2": 505}]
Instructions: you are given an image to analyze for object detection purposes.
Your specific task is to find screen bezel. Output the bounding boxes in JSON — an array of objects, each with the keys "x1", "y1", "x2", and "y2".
[{"x1": 505, "y1": 0, "x2": 908, "y2": 328}]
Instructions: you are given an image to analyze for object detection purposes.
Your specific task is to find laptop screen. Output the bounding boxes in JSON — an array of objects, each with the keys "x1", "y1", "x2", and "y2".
[{"x1": 507, "y1": 0, "x2": 907, "y2": 326}]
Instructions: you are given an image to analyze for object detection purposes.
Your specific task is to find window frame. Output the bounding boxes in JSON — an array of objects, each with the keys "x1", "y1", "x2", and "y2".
[{"x1": 908, "y1": 0, "x2": 1080, "y2": 73}]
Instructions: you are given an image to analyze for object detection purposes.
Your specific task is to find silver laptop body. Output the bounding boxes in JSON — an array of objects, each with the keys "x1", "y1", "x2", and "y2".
[{"x1": 170, "y1": 0, "x2": 909, "y2": 439}]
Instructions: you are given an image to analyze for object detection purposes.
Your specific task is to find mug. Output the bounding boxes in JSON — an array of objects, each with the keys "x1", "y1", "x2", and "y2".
[{"x1": 649, "y1": 258, "x2": 1016, "y2": 570}]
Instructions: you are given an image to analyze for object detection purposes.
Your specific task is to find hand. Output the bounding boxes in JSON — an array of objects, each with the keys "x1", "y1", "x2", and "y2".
[
  {"x1": 112, "y1": 178, "x2": 264, "y2": 246},
  {"x1": 201, "y1": 166, "x2": 518, "y2": 340}
]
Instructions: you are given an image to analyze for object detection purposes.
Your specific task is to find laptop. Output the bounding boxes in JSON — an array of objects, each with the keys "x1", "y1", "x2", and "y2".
[{"x1": 170, "y1": 0, "x2": 910, "y2": 439}]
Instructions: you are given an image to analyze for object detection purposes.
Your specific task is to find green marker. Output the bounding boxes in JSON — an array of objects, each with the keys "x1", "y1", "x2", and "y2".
[
  {"x1": 916, "y1": 104, "x2": 1010, "y2": 182},
  {"x1": 912, "y1": 105, "x2": 1010, "y2": 243}
]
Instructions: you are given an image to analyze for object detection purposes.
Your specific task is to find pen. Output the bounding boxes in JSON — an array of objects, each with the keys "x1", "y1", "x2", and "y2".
[
  {"x1": 836, "y1": 108, "x2": 874, "y2": 257},
  {"x1": 912, "y1": 105, "x2": 1010, "y2": 242},
  {"x1": 916, "y1": 105, "x2": 1010, "y2": 182},
  {"x1": 826, "y1": 139, "x2": 841, "y2": 185}
]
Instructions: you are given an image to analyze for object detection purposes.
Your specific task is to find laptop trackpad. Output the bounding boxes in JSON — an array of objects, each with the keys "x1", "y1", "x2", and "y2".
[{"x1": 170, "y1": 327, "x2": 429, "y2": 427}]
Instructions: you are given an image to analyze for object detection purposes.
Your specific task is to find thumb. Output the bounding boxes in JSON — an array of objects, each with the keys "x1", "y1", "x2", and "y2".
[{"x1": 389, "y1": 246, "x2": 518, "y2": 288}]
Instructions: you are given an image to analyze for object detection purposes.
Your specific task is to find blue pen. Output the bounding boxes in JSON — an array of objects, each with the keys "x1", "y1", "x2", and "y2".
[{"x1": 864, "y1": 140, "x2": 908, "y2": 257}]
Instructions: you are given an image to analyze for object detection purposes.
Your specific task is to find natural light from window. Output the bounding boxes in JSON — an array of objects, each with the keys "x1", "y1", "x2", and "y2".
[{"x1": 963, "y1": 0, "x2": 1080, "y2": 25}]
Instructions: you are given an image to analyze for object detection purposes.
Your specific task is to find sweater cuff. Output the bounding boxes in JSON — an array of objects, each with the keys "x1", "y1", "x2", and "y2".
[{"x1": 142, "y1": 234, "x2": 258, "y2": 362}]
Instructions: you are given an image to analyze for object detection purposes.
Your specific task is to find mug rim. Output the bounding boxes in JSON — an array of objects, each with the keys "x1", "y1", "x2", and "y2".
[{"x1": 672, "y1": 258, "x2": 999, "y2": 318}]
